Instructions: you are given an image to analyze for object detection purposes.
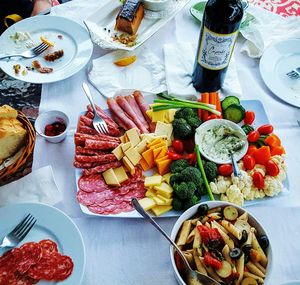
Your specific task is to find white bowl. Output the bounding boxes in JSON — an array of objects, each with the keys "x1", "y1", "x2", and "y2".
[
  {"x1": 142, "y1": 0, "x2": 172, "y2": 11},
  {"x1": 195, "y1": 119, "x2": 248, "y2": 164},
  {"x1": 35, "y1": 110, "x2": 69, "y2": 143},
  {"x1": 170, "y1": 201, "x2": 273, "y2": 285}
]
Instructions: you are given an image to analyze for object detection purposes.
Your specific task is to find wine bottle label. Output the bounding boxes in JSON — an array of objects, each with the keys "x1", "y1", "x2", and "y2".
[{"x1": 197, "y1": 26, "x2": 238, "y2": 70}]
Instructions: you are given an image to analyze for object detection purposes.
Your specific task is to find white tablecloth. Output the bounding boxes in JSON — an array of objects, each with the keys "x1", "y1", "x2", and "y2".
[{"x1": 32, "y1": 1, "x2": 300, "y2": 284}]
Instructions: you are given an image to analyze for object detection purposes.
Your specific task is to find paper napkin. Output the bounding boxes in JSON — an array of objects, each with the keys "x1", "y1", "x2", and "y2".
[
  {"x1": 88, "y1": 48, "x2": 167, "y2": 98},
  {"x1": 164, "y1": 42, "x2": 242, "y2": 98},
  {"x1": 240, "y1": 6, "x2": 300, "y2": 58},
  {"x1": 0, "y1": 166, "x2": 62, "y2": 207}
]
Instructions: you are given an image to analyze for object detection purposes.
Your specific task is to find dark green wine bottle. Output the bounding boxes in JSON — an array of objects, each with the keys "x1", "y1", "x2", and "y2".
[{"x1": 192, "y1": 0, "x2": 244, "y2": 92}]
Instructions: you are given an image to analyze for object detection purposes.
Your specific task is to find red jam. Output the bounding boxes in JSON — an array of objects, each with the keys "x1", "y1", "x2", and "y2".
[{"x1": 44, "y1": 121, "x2": 66, "y2": 136}]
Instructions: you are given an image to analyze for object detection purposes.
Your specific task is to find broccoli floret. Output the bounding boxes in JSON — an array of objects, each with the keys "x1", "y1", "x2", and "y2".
[
  {"x1": 203, "y1": 161, "x2": 218, "y2": 182},
  {"x1": 170, "y1": 159, "x2": 189, "y2": 174},
  {"x1": 169, "y1": 173, "x2": 182, "y2": 187},
  {"x1": 174, "y1": 181, "x2": 196, "y2": 200},
  {"x1": 172, "y1": 197, "x2": 183, "y2": 211},
  {"x1": 181, "y1": 166, "x2": 203, "y2": 188},
  {"x1": 183, "y1": 195, "x2": 200, "y2": 211},
  {"x1": 174, "y1": 108, "x2": 197, "y2": 120},
  {"x1": 186, "y1": 116, "x2": 202, "y2": 130},
  {"x1": 172, "y1": 118, "x2": 193, "y2": 140}
]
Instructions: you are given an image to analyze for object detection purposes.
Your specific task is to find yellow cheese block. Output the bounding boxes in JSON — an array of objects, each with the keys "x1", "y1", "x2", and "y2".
[
  {"x1": 151, "y1": 110, "x2": 165, "y2": 123},
  {"x1": 145, "y1": 189, "x2": 156, "y2": 198},
  {"x1": 152, "y1": 146, "x2": 167, "y2": 159},
  {"x1": 155, "y1": 121, "x2": 173, "y2": 140},
  {"x1": 156, "y1": 195, "x2": 173, "y2": 206},
  {"x1": 141, "y1": 148, "x2": 154, "y2": 168},
  {"x1": 119, "y1": 135, "x2": 127, "y2": 143},
  {"x1": 156, "y1": 190, "x2": 172, "y2": 199},
  {"x1": 139, "y1": 157, "x2": 151, "y2": 171},
  {"x1": 152, "y1": 195, "x2": 166, "y2": 206},
  {"x1": 162, "y1": 173, "x2": 172, "y2": 184},
  {"x1": 122, "y1": 156, "x2": 135, "y2": 175},
  {"x1": 146, "y1": 109, "x2": 153, "y2": 120},
  {"x1": 154, "y1": 182, "x2": 173, "y2": 194},
  {"x1": 166, "y1": 109, "x2": 177, "y2": 123},
  {"x1": 121, "y1": 142, "x2": 132, "y2": 152},
  {"x1": 126, "y1": 128, "x2": 141, "y2": 147},
  {"x1": 149, "y1": 141, "x2": 167, "y2": 150},
  {"x1": 125, "y1": 147, "x2": 142, "y2": 166},
  {"x1": 135, "y1": 139, "x2": 147, "y2": 154},
  {"x1": 138, "y1": 197, "x2": 156, "y2": 211},
  {"x1": 102, "y1": 168, "x2": 120, "y2": 186},
  {"x1": 144, "y1": 175, "x2": 162, "y2": 187},
  {"x1": 112, "y1": 144, "x2": 124, "y2": 161},
  {"x1": 113, "y1": 166, "x2": 128, "y2": 183},
  {"x1": 147, "y1": 138, "x2": 163, "y2": 148},
  {"x1": 151, "y1": 205, "x2": 172, "y2": 216}
]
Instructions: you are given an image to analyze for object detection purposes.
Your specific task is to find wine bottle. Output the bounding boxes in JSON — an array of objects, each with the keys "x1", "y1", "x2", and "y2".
[{"x1": 192, "y1": 0, "x2": 244, "y2": 92}]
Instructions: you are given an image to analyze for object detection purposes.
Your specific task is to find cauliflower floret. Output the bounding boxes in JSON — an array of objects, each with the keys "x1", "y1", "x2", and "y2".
[
  {"x1": 210, "y1": 176, "x2": 232, "y2": 194},
  {"x1": 244, "y1": 186, "x2": 257, "y2": 200},
  {"x1": 237, "y1": 161, "x2": 244, "y2": 171},
  {"x1": 220, "y1": 194, "x2": 229, "y2": 202},
  {"x1": 263, "y1": 176, "x2": 283, "y2": 197},
  {"x1": 231, "y1": 170, "x2": 252, "y2": 197},
  {"x1": 249, "y1": 164, "x2": 266, "y2": 176},
  {"x1": 225, "y1": 185, "x2": 244, "y2": 206},
  {"x1": 254, "y1": 189, "x2": 266, "y2": 199}
]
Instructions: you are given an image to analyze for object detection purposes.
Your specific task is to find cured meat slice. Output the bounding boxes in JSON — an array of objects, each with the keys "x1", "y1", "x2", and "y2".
[
  {"x1": 27, "y1": 256, "x2": 57, "y2": 281},
  {"x1": 16, "y1": 243, "x2": 42, "y2": 274},
  {"x1": 77, "y1": 190, "x2": 115, "y2": 206},
  {"x1": 13, "y1": 273, "x2": 38, "y2": 285},
  {"x1": 77, "y1": 124, "x2": 98, "y2": 135},
  {"x1": 107, "y1": 98, "x2": 138, "y2": 130},
  {"x1": 73, "y1": 161, "x2": 93, "y2": 169},
  {"x1": 82, "y1": 161, "x2": 121, "y2": 176},
  {"x1": 75, "y1": 154, "x2": 117, "y2": 164},
  {"x1": 78, "y1": 174, "x2": 109, "y2": 193},
  {"x1": 125, "y1": 95, "x2": 149, "y2": 129},
  {"x1": 75, "y1": 146, "x2": 105, "y2": 156},
  {"x1": 94, "y1": 105, "x2": 119, "y2": 129},
  {"x1": 86, "y1": 111, "x2": 94, "y2": 119},
  {"x1": 79, "y1": 115, "x2": 93, "y2": 127},
  {"x1": 111, "y1": 113, "x2": 128, "y2": 130},
  {"x1": 85, "y1": 139, "x2": 119, "y2": 150},
  {"x1": 75, "y1": 132, "x2": 120, "y2": 142},
  {"x1": 116, "y1": 95, "x2": 149, "y2": 133},
  {"x1": 52, "y1": 254, "x2": 73, "y2": 281},
  {"x1": 133, "y1": 91, "x2": 151, "y2": 124},
  {"x1": 39, "y1": 240, "x2": 58, "y2": 256}
]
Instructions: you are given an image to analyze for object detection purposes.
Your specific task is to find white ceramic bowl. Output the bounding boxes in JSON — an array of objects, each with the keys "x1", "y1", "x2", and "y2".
[
  {"x1": 35, "y1": 110, "x2": 69, "y2": 143},
  {"x1": 142, "y1": 0, "x2": 172, "y2": 11},
  {"x1": 195, "y1": 119, "x2": 248, "y2": 164},
  {"x1": 170, "y1": 201, "x2": 273, "y2": 285}
]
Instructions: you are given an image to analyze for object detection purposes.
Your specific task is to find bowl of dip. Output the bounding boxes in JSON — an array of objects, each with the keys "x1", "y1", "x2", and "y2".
[
  {"x1": 142, "y1": 0, "x2": 172, "y2": 11},
  {"x1": 195, "y1": 119, "x2": 248, "y2": 164}
]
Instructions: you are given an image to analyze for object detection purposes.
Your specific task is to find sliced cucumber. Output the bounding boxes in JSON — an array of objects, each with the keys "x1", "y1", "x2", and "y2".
[
  {"x1": 223, "y1": 104, "x2": 246, "y2": 123},
  {"x1": 221, "y1": 96, "x2": 240, "y2": 111},
  {"x1": 223, "y1": 206, "x2": 239, "y2": 221}
]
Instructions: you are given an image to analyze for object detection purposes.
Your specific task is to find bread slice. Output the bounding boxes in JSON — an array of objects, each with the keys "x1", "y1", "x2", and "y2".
[
  {"x1": 0, "y1": 105, "x2": 18, "y2": 120},
  {"x1": 0, "y1": 118, "x2": 27, "y2": 160},
  {"x1": 115, "y1": 0, "x2": 144, "y2": 35}
]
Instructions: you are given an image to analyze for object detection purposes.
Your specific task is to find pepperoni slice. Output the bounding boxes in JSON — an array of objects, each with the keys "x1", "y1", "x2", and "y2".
[
  {"x1": 39, "y1": 240, "x2": 58, "y2": 257},
  {"x1": 52, "y1": 254, "x2": 74, "y2": 281},
  {"x1": 27, "y1": 256, "x2": 57, "y2": 281},
  {"x1": 16, "y1": 243, "x2": 42, "y2": 274}
]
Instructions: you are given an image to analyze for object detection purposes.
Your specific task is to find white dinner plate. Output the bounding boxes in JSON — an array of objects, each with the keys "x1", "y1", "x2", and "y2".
[
  {"x1": 259, "y1": 39, "x2": 300, "y2": 108},
  {"x1": 281, "y1": 282, "x2": 300, "y2": 285},
  {"x1": 0, "y1": 203, "x2": 85, "y2": 284},
  {"x1": 0, "y1": 15, "x2": 93, "y2": 84}
]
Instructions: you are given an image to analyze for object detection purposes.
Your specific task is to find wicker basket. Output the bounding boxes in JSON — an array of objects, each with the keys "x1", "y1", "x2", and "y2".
[{"x1": 0, "y1": 112, "x2": 36, "y2": 180}]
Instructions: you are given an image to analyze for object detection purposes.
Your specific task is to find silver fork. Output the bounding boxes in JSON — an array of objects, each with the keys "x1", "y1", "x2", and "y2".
[
  {"x1": 82, "y1": 82, "x2": 108, "y2": 134},
  {"x1": 0, "y1": 214, "x2": 37, "y2": 249},
  {"x1": 286, "y1": 67, "x2": 300, "y2": 79},
  {"x1": 0, "y1": 42, "x2": 49, "y2": 60}
]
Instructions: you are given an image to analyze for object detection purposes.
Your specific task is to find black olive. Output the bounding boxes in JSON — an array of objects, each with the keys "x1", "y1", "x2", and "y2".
[
  {"x1": 198, "y1": 204, "x2": 209, "y2": 216},
  {"x1": 258, "y1": 234, "x2": 269, "y2": 249},
  {"x1": 242, "y1": 244, "x2": 252, "y2": 254},
  {"x1": 229, "y1": 248, "x2": 242, "y2": 259},
  {"x1": 208, "y1": 239, "x2": 221, "y2": 251},
  {"x1": 244, "y1": 253, "x2": 250, "y2": 264},
  {"x1": 240, "y1": 230, "x2": 248, "y2": 244}
]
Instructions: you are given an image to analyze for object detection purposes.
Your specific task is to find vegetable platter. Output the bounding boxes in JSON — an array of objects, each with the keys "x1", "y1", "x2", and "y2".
[{"x1": 73, "y1": 90, "x2": 289, "y2": 218}]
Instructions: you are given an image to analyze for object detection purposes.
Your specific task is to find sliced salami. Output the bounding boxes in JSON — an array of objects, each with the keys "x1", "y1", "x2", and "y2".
[
  {"x1": 77, "y1": 125, "x2": 98, "y2": 135},
  {"x1": 27, "y1": 257, "x2": 57, "y2": 281},
  {"x1": 79, "y1": 115, "x2": 93, "y2": 127},
  {"x1": 77, "y1": 190, "x2": 115, "y2": 206},
  {"x1": 75, "y1": 154, "x2": 117, "y2": 164},
  {"x1": 75, "y1": 133, "x2": 120, "y2": 143},
  {"x1": 78, "y1": 174, "x2": 109, "y2": 193},
  {"x1": 85, "y1": 139, "x2": 119, "y2": 150},
  {"x1": 51, "y1": 254, "x2": 74, "y2": 281},
  {"x1": 73, "y1": 161, "x2": 93, "y2": 169},
  {"x1": 39, "y1": 240, "x2": 58, "y2": 256},
  {"x1": 75, "y1": 146, "x2": 105, "y2": 156},
  {"x1": 82, "y1": 161, "x2": 121, "y2": 176}
]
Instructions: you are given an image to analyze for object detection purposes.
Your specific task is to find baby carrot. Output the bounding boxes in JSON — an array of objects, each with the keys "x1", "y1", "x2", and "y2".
[
  {"x1": 201, "y1": 92, "x2": 209, "y2": 121},
  {"x1": 215, "y1": 92, "x2": 223, "y2": 118}
]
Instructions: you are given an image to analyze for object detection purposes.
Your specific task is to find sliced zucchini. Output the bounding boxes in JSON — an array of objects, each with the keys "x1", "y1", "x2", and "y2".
[
  {"x1": 215, "y1": 260, "x2": 232, "y2": 278},
  {"x1": 221, "y1": 96, "x2": 240, "y2": 110},
  {"x1": 223, "y1": 206, "x2": 239, "y2": 221},
  {"x1": 234, "y1": 219, "x2": 251, "y2": 233},
  {"x1": 241, "y1": 277, "x2": 258, "y2": 285},
  {"x1": 223, "y1": 104, "x2": 246, "y2": 123}
]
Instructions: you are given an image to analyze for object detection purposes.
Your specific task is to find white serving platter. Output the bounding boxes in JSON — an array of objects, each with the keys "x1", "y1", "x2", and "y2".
[
  {"x1": 83, "y1": 0, "x2": 191, "y2": 51},
  {"x1": 75, "y1": 93, "x2": 289, "y2": 218}
]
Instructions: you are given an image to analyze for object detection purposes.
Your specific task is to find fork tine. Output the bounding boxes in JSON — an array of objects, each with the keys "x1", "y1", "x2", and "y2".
[
  {"x1": 14, "y1": 215, "x2": 35, "y2": 237},
  {"x1": 18, "y1": 219, "x2": 37, "y2": 241},
  {"x1": 33, "y1": 43, "x2": 48, "y2": 54},
  {"x1": 11, "y1": 214, "x2": 31, "y2": 234},
  {"x1": 102, "y1": 123, "x2": 109, "y2": 133},
  {"x1": 96, "y1": 124, "x2": 104, "y2": 134},
  {"x1": 33, "y1": 43, "x2": 46, "y2": 52}
]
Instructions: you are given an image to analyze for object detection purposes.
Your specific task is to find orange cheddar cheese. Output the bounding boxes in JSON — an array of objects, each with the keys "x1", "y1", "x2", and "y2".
[
  {"x1": 155, "y1": 155, "x2": 169, "y2": 163},
  {"x1": 142, "y1": 148, "x2": 154, "y2": 168},
  {"x1": 149, "y1": 141, "x2": 167, "y2": 150},
  {"x1": 147, "y1": 138, "x2": 163, "y2": 148},
  {"x1": 139, "y1": 157, "x2": 151, "y2": 171},
  {"x1": 153, "y1": 146, "x2": 166, "y2": 159},
  {"x1": 156, "y1": 147, "x2": 167, "y2": 160},
  {"x1": 156, "y1": 158, "x2": 171, "y2": 175}
]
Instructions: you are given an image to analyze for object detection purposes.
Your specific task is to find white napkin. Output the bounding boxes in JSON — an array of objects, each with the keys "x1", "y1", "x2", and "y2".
[
  {"x1": 88, "y1": 48, "x2": 167, "y2": 98},
  {"x1": 240, "y1": 5, "x2": 300, "y2": 58},
  {"x1": 164, "y1": 42, "x2": 242, "y2": 98},
  {"x1": 0, "y1": 166, "x2": 62, "y2": 207}
]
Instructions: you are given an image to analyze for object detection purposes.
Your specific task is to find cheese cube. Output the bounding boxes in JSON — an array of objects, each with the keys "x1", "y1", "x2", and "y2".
[
  {"x1": 121, "y1": 142, "x2": 132, "y2": 152},
  {"x1": 126, "y1": 128, "x2": 141, "y2": 147},
  {"x1": 156, "y1": 158, "x2": 171, "y2": 175},
  {"x1": 102, "y1": 168, "x2": 120, "y2": 186},
  {"x1": 157, "y1": 195, "x2": 173, "y2": 206},
  {"x1": 112, "y1": 145, "x2": 124, "y2": 160},
  {"x1": 138, "y1": 198, "x2": 156, "y2": 211},
  {"x1": 147, "y1": 138, "x2": 163, "y2": 148},
  {"x1": 122, "y1": 156, "x2": 135, "y2": 175},
  {"x1": 119, "y1": 135, "x2": 127, "y2": 143},
  {"x1": 144, "y1": 175, "x2": 162, "y2": 187},
  {"x1": 154, "y1": 182, "x2": 173, "y2": 194},
  {"x1": 146, "y1": 109, "x2": 153, "y2": 120},
  {"x1": 153, "y1": 146, "x2": 166, "y2": 159},
  {"x1": 135, "y1": 139, "x2": 147, "y2": 154},
  {"x1": 139, "y1": 157, "x2": 151, "y2": 171},
  {"x1": 152, "y1": 195, "x2": 166, "y2": 206},
  {"x1": 151, "y1": 205, "x2": 172, "y2": 216},
  {"x1": 162, "y1": 173, "x2": 172, "y2": 184},
  {"x1": 145, "y1": 189, "x2": 156, "y2": 198},
  {"x1": 155, "y1": 121, "x2": 173, "y2": 140},
  {"x1": 141, "y1": 148, "x2": 154, "y2": 168},
  {"x1": 113, "y1": 166, "x2": 128, "y2": 183},
  {"x1": 156, "y1": 147, "x2": 167, "y2": 160},
  {"x1": 166, "y1": 109, "x2": 177, "y2": 123},
  {"x1": 151, "y1": 110, "x2": 166, "y2": 123},
  {"x1": 149, "y1": 141, "x2": 167, "y2": 150},
  {"x1": 125, "y1": 147, "x2": 142, "y2": 166}
]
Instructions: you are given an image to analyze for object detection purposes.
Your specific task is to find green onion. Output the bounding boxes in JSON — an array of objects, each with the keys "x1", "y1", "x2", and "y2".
[{"x1": 195, "y1": 145, "x2": 215, "y2": 201}]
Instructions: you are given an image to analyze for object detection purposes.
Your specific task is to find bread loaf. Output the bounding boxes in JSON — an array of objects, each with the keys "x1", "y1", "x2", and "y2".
[{"x1": 0, "y1": 105, "x2": 27, "y2": 161}]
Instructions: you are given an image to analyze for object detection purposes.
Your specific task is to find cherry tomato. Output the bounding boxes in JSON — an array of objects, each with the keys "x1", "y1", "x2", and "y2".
[
  {"x1": 182, "y1": 139, "x2": 195, "y2": 154},
  {"x1": 243, "y1": 155, "x2": 256, "y2": 170},
  {"x1": 252, "y1": 171, "x2": 265, "y2": 189},
  {"x1": 167, "y1": 150, "x2": 183, "y2": 160},
  {"x1": 265, "y1": 160, "x2": 280, "y2": 176},
  {"x1": 246, "y1": 145, "x2": 258, "y2": 156},
  {"x1": 207, "y1": 114, "x2": 218, "y2": 121},
  {"x1": 172, "y1": 139, "x2": 184, "y2": 154},
  {"x1": 185, "y1": 152, "x2": 196, "y2": 164},
  {"x1": 218, "y1": 164, "x2": 233, "y2": 176},
  {"x1": 244, "y1": 111, "x2": 255, "y2": 125},
  {"x1": 257, "y1": 124, "x2": 274, "y2": 135},
  {"x1": 247, "y1": 130, "x2": 260, "y2": 142}
]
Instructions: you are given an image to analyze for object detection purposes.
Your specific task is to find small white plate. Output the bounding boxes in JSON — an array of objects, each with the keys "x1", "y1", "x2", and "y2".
[
  {"x1": 281, "y1": 282, "x2": 300, "y2": 285},
  {"x1": 259, "y1": 39, "x2": 300, "y2": 108},
  {"x1": 0, "y1": 203, "x2": 85, "y2": 285},
  {"x1": 84, "y1": 0, "x2": 191, "y2": 51},
  {"x1": 0, "y1": 15, "x2": 93, "y2": 84}
]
